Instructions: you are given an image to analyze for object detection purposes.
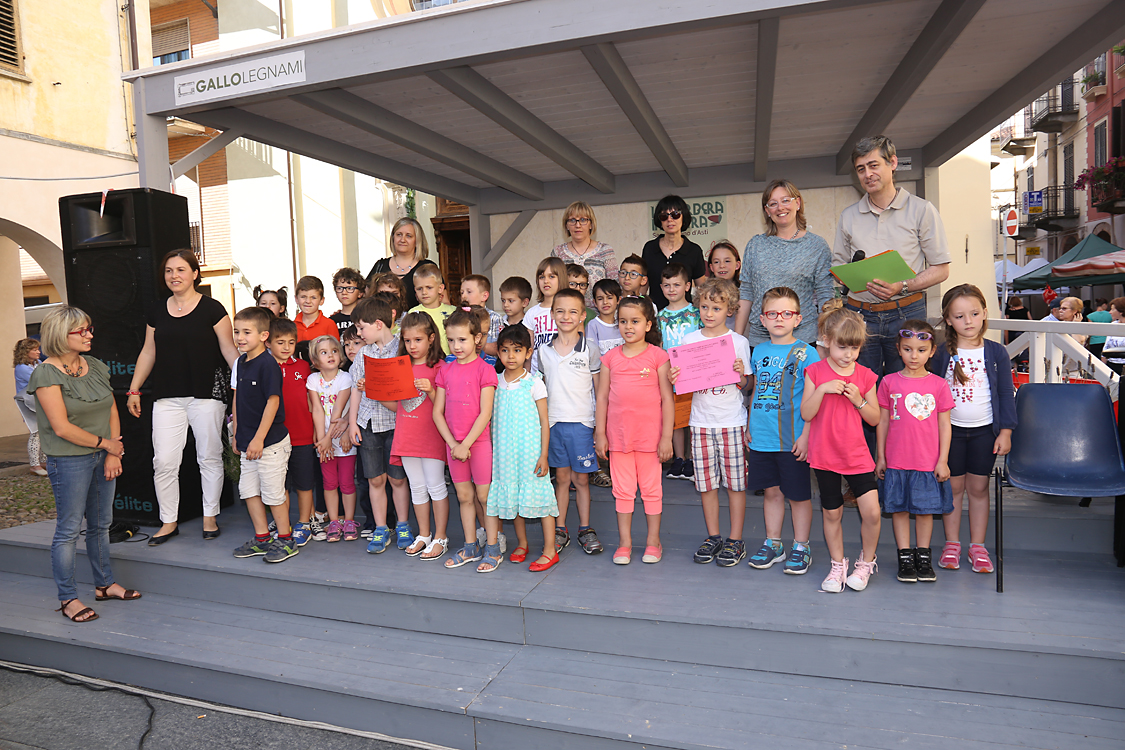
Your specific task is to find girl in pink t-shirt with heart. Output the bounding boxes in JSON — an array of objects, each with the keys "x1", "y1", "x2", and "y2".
[
  {"x1": 874, "y1": 319, "x2": 953, "y2": 586},
  {"x1": 595, "y1": 296, "x2": 675, "y2": 565}
]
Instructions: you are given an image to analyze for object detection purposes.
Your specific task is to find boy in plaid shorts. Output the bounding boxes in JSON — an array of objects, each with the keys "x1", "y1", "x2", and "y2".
[
  {"x1": 746, "y1": 286, "x2": 820, "y2": 575},
  {"x1": 668, "y1": 279, "x2": 752, "y2": 567}
]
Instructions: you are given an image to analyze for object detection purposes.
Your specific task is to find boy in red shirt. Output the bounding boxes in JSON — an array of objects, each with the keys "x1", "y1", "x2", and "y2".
[
  {"x1": 295, "y1": 275, "x2": 339, "y2": 363},
  {"x1": 268, "y1": 317, "x2": 319, "y2": 546}
]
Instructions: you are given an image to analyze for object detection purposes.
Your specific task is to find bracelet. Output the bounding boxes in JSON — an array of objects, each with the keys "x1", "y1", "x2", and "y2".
[
  {"x1": 126, "y1": 390, "x2": 141, "y2": 396},
  {"x1": 95, "y1": 436, "x2": 103, "y2": 449},
  {"x1": 855, "y1": 398, "x2": 868, "y2": 410}
]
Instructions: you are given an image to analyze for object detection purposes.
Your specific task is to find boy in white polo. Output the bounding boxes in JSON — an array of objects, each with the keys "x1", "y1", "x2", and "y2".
[{"x1": 533, "y1": 288, "x2": 604, "y2": 555}]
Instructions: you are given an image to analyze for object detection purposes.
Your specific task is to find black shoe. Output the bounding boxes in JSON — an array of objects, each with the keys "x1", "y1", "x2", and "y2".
[
  {"x1": 693, "y1": 535, "x2": 723, "y2": 564},
  {"x1": 665, "y1": 457, "x2": 685, "y2": 480},
  {"x1": 148, "y1": 528, "x2": 179, "y2": 546},
  {"x1": 715, "y1": 539, "x2": 747, "y2": 567},
  {"x1": 897, "y1": 547, "x2": 917, "y2": 582},
  {"x1": 915, "y1": 547, "x2": 937, "y2": 582},
  {"x1": 202, "y1": 526, "x2": 221, "y2": 540}
]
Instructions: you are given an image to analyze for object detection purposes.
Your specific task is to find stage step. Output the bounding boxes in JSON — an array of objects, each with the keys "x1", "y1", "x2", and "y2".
[
  {"x1": 0, "y1": 514, "x2": 1122, "y2": 712},
  {"x1": 0, "y1": 570, "x2": 1121, "y2": 750}
]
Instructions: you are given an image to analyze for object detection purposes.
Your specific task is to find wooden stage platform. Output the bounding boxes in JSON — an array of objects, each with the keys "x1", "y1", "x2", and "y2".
[{"x1": 0, "y1": 480, "x2": 1121, "y2": 749}]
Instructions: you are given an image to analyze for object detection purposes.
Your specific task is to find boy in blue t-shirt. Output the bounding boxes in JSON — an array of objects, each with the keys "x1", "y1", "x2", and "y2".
[
  {"x1": 746, "y1": 287, "x2": 820, "y2": 575},
  {"x1": 230, "y1": 307, "x2": 297, "y2": 564}
]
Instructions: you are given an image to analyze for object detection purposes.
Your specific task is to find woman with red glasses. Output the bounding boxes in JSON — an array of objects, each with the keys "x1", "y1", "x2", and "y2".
[
  {"x1": 27, "y1": 306, "x2": 141, "y2": 623},
  {"x1": 641, "y1": 195, "x2": 707, "y2": 310}
]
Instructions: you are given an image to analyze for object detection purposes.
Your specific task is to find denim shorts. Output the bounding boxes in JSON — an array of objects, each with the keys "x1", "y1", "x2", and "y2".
[
  {"x1": 359, "y1": 425, "x2": 407, "y2": 480},
  {"x1": 548, "y1": 422, "x2": 598, "y2": 473}
]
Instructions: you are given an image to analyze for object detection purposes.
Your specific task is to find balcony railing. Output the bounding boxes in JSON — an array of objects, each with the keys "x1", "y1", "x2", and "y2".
[
  {"x1": 189, "y1": 220, "x2": 205, "y2": 265},
  {"x1": 1026, "y1": 78, "x2": 1079, "y2": 133},
  {"x1": 1085, "y1": 54, "x2": 1108, "y2": 89},
  {"x1": 1033, "y1": 185, "x2": 1079, "y2": 225}
]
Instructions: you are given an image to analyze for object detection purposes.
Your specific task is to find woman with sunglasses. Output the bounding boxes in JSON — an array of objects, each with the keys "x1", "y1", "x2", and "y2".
[
  {"x1": 27, "y1": 306, "x2": 141, "y2": 623},
  {"x1": 641, "y1": 196, "x2": 707, "y2": 310},
  {"x1": 552, "y1": 201, "x2": 618, "y2": 308},
  {"x1": 735, "y1": 180, "x2": 834, "y2": 348}
]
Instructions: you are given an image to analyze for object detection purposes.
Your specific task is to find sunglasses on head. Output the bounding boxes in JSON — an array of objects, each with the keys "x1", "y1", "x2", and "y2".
[
  {"x1": 657, "y1": 210, "x2": 682, "y2": 222},
  {"x1": 898, "y1": 329, "x2": 933, "y2": 341}
]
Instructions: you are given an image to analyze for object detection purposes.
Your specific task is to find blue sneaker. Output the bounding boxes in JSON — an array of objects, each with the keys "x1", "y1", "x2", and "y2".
[
  {"x1": 395, "y1": 521, "x2": 413, "y2": 550},
  {"x1": 748, "y1": 539, "x2": 784, "y2": 569},
  {"x1": 292, "y1": 522, "x2": 312, "y2": 547},
  {"x1": 783, "y1": 544, "x2": 812, "y2": 575},
  {"x1": 367, "y1": 525, "x2": 390, "y2": 554}
]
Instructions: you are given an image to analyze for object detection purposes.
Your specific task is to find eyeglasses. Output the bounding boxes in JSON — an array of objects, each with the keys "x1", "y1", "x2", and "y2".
[
  {"x1": 898, "y1": 330, "x2": 933, "y2": 341},
  {"x1": 565, "y1": 217, "x2": 591, "y2": 227},
  {"x1": 620, "y1": 270, "x2": 644, "y2": 280},
  {"x1": 762, "y1": 310, "x2": 798, "y2": 320},
  {"x1": 334, "y1": 285, "x2": 359, "y2": 293},
  {"x1": 69, "y1": 325, "x2": 95, "y2": 337},
  {"x1": 765, "y1": 196, "x2": 798, "y2": 210},
  {"x1": 656, "y1": 210, "x2": 682, "y2": 222},
  {"x1": 569, "y1": 281, "x2": 589, "y2": 290}
]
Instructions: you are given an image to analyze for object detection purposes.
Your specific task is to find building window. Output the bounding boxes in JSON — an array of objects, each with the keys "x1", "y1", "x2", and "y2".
[
  {"x1": 1063, "y1": 142, "x2": 1074, "y2": 185},
  {"x1": 1094, "y1": 120, "x2": 1108, "y2": 167},
  {"x1": 1026, "y1": 165, "x2": 1034, "y2": 193},
  {"x1": 152, "y1": 19, "x2": 190, "y2": 66},
  {"x1": 0, "y1": 0, "x2": 24, "y2": 74}
]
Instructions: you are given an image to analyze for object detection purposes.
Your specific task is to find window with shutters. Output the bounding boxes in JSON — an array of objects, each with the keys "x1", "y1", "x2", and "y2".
[
  {"x1": 0, "y1": 0, "x2": 24, "y2": 75},
  {"x1": 1094, "y1": 121, "x2": 1108, "y2": 168},
  {"x1": 152, "y1": 19, "x2": 190, "y2": 66}
]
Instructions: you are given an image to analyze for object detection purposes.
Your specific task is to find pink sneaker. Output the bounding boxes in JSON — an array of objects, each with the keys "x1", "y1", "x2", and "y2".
[
  {"x1": 325, "y1": 520, "x2": 343, "y2": 543},
  {"x1": 968, "y1": 544, "x2": 994, "y2": 573},
  {"x1": 342, "y1": 519, "x2": 359, "y2": 541},
  {"x1": 939, "y1": 541, "x2": 961, "y2": 570},
  {"x1": 820, "y1": 558, "x2": 848, "y2": 593},
  {"x1": 846, "y1": 556, "x2": 878, "y2": 591}
]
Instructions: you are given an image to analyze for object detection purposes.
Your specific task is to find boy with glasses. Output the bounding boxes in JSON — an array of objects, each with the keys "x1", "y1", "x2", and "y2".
[
  {"x1": 618, "y1": 255, "x2": 649, "y2": 298},
  {"x1": 330, "y1": 268, "x2": 366, "y2": 339}
]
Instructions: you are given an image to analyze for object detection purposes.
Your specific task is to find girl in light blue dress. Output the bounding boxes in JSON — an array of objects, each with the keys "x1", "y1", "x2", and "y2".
[{"x1": 490, "y1": 325, "x2": 559, "y2": 572}]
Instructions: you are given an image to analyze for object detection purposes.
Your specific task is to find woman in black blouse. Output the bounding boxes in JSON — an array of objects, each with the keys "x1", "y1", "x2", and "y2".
[
  {"x1": 640, "y1": 195, "x2": 707, "y2": 310},
  {"x1": 127, "y1": 250, "x2": 238, "y2": 544},
  {"x1": 366, "y1": 218, "x2": 437, "y2": 310}
]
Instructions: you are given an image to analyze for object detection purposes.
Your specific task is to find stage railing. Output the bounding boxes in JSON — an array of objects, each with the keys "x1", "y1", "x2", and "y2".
[{"x1": 989, "y1": 318, "x2": 1121, "y2": 395}]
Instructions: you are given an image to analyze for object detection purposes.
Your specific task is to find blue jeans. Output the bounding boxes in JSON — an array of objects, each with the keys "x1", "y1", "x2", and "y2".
[
  {"x1": 847, "y1": 298, "x2": 928, "y2": 379},
  {"x1": 47, "y1": 452, "x2": 115, "y2": 601}
]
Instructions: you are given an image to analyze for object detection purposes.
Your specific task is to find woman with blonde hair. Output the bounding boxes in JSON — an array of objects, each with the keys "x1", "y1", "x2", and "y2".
[
  {"x1": 366, "y1": 217, "x2": 437, "y2": 310},
  {"x1": 551, "y1": 201, "x2": 618, "y2": 307},
  {"x1": 28, "y1": 306, "x2": 141, "y2": 622},
  {"x1": 735, "y1": 179, "x2": 834, "y2": 347}
]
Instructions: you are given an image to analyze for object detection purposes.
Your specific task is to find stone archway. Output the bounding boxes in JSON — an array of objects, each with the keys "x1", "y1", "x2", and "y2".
[{"x1": 0, "y1": 218, "x2": 66, "y2": 300}]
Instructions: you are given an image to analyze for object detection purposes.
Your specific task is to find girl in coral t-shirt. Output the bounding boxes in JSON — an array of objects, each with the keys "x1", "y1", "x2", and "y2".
[
  {"x1": 596, "y1": 296, "x2": 674, "y2": 566},
  {"x1": 801, "y1": 307, "x2": 880, "y2": 594}
]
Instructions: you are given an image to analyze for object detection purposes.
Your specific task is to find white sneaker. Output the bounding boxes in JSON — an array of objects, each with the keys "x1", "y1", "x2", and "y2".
[
  {"x1": 846, "y1": 556, "x2": 878, "y2": 591},
  {"x1": 821, "y1": 557, "x2": 848, "y2": 593},
  {"x1": 497, "y1": 532, "x2": 507, "y2": 554}
]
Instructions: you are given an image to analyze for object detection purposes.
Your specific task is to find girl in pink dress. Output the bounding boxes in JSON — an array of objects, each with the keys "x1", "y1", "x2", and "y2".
[
  {"x1": 595, "y1": 296, "x2": 675, "y2": 565},
  {"x1": 801, "y1": 307, "x2": 881, "y2": 593}
]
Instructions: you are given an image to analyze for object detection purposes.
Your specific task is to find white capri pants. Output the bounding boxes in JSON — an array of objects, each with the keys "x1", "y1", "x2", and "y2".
[
  {"x1": 152, "y1": 397, "x2": 227, "y2": 523},
  {"x1": 400, "y1": 457, "x2": 449, "y2": 505}
]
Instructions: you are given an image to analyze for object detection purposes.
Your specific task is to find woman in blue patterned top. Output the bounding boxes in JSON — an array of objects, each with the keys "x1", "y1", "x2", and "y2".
[{"x1": 735, "y1": 180, "x2": 835, "y2": 347}]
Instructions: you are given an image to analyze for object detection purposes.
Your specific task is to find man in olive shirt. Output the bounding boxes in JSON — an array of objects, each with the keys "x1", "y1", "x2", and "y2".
[{"x1": 834, "y1": 135, "x2": 950, "y2": 379}]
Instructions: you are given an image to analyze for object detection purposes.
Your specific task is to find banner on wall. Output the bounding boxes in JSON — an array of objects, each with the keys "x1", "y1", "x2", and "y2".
[{"x1": 647, "y1": 196, "x2": 728, "y2": 249}]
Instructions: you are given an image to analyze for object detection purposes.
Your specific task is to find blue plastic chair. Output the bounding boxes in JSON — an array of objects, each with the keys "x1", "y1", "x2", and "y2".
[{"x1": 997, "y1": 383, "x2": 1125, "y2": 591}]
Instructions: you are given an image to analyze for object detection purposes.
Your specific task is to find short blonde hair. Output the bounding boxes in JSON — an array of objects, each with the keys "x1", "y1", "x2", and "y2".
[
  {"x1": 562, "y1": 201, "x2": 597, "y2": 238},
  {"x1": 389, "y1": 218, "x2": 430, "y2": 262},
  {"x1": 695, "y1": 278, "x2": 739, "y2": 316},
  {"x1": 40, "y1": 305, "x2": 91, "y2": 358},
  {"x1": 761, "y1": 179, "x2": 807, "y2": 237}
]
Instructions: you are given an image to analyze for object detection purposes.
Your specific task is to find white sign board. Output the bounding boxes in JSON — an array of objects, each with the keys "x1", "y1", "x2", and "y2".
[
  {"x1": 895, "y1": 156, "x2": 912, "y2": 171},
  {"x1": 174, "y1": 51, "x2": 306, "y2": 106}
]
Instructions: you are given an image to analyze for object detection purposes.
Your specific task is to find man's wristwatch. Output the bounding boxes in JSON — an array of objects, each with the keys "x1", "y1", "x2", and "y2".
[{"x1": 901, "y1": 279, "x2": 910, "y2": 295}]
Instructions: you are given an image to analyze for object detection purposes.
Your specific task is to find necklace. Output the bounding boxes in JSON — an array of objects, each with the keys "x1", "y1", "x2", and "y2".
[
  {"x1": 392, "y1": 254, "x2": 415, "y2": 275},
  {"x1": 173, "y1": 291, "x2": 197, "y2": 313},
  {"x1": 661, "y1": 235, "x2": 680, "y2": 255},
  {"x1": 61, "y1": 357, "x2": 84, "y2": 377},
  {"x1": 777, "y1": 228, "x2": 802, "y2": 240},
  {"x1": 870, "y1": 188, "x2": 897, "y2": 212},
  {"x1": 568, "y1": 239, "x2": 594, "y2": 257}
]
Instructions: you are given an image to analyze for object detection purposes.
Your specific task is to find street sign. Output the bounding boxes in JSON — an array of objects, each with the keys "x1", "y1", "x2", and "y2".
[
  {"x1": 1004, "y1": 208, "x2": 1019, "y2": 236},
  {"x1": 1025, "y1": 190, "x2": 1044, "y2": 214}
]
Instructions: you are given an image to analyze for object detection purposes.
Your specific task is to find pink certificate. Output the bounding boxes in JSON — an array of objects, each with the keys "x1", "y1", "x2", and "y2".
[{"x1": 668, "y1": 336, "x2": 738, "y2": 395}]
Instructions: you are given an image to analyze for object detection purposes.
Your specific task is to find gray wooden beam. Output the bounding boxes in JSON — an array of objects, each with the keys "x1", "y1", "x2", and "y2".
[
  {"x1": 428, "y1": 67, "x2": 616, "y2": 194},
  {"x1": 291, "y1": 89, "x2": 544, "y2": 200},
  {"x1": 581, "y1": 43, "x2": 688, "y2": 187},
  {"x1": 482, "y1": 210, "x2": 536, "y2": 271},
  {"x1": 193, "y1": 107, "x2": 480, "y2": 206},
  {"x1": 753, "y1": 18, "x2": 779, "y2": 183},
  {"x1": 475, "y1": 150, "x2": 925, "y2": 215},
  {"x1": 834, "y1": 0, "x2": 987, "y2": 175},
  {"x1": 922, "y1": 0, "x2": 1125, "y2": 168},
  {"x1": 171, "y1": 128, "x2": 244, "y2": 179}
]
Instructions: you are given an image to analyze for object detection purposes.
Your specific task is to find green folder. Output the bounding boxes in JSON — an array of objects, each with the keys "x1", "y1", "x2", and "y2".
[{"x1": 830, "y1": 250, "x2": 916, "y2": 290}]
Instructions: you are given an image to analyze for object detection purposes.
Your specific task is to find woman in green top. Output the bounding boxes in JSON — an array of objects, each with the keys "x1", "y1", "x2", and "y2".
[{"x1": 27, "y1": 306, "x2": 141, "y2": 623}]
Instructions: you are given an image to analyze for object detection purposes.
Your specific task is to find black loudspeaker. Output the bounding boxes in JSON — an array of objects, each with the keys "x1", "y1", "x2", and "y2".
[{"x1": 59, "y1": 189, "x2": 233, "y2": 526}]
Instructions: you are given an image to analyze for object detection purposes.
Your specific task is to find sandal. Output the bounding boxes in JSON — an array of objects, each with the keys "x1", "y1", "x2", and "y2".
[
  {"x1": 589, "y1": 469, "x2": 612, "y2": 488},
  {"x1": 94, "y1": 585, "x2": 142, "y2": 602},
  {"x1": 444, "y1": 542, "x2": 482, "y2": 569},
  {"x1": 57, "y1": 599, "x2": 98, "y2": 623},
  {"x1": 405, "y1": 535, "x2": 432, "y2": 557},
  {"x1": 509, "y1": 545, "x2": 529, "y2": 563},
  {"x1": 476, "y1": 543, "x2": 503, "y2": 573},
  {"x1": 421, "y1": 537, "x2": 448, "y2": 561}
]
